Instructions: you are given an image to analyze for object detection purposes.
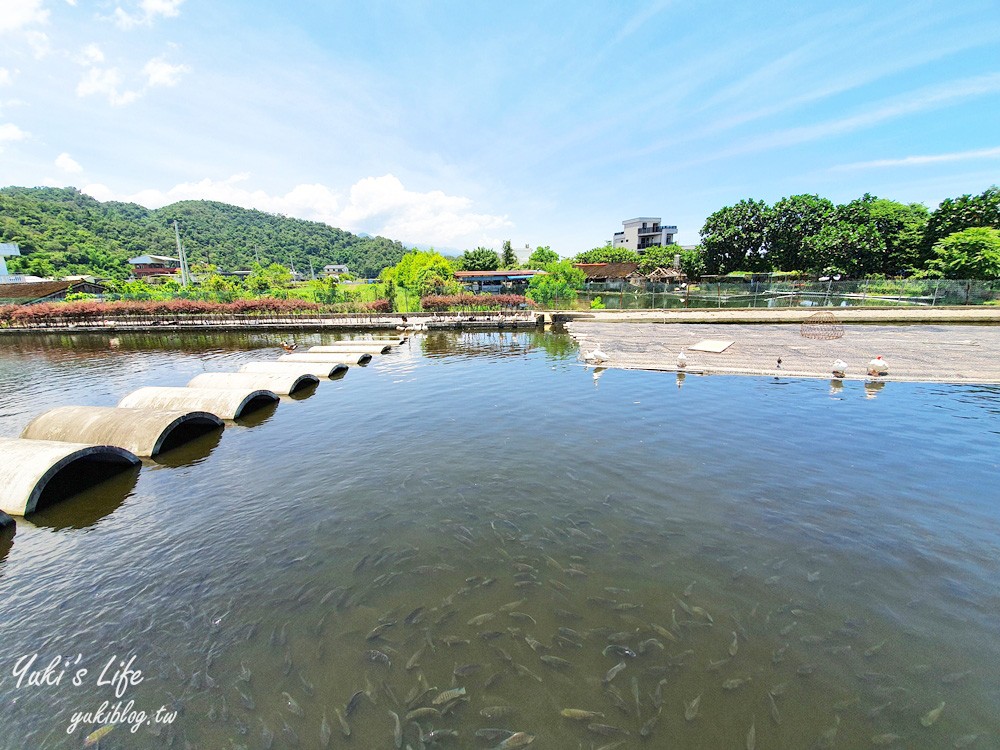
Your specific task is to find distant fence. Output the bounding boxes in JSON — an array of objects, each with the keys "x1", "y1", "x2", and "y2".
[{"x1": 568, "y1": 278, "x2": 1000, "y2": 310}]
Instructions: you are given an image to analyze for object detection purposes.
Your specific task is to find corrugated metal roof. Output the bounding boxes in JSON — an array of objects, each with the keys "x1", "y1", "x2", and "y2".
[
  {"x1": 454, "y1": 270, "x2": 545, "y2": 278},
  {"x1": 0, "y1": 280, "x2": 105, "y2": 304},
  {"x1": 573, "y1": 263, "x2": 641, "y2": 279}
]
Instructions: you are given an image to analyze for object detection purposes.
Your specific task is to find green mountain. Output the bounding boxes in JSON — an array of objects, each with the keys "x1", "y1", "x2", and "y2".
[{"x1": 0, "y1": 186, "x2": 408, "y2": 279}]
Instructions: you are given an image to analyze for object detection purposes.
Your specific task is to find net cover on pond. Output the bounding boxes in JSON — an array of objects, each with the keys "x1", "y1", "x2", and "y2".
[{"x1": 801, "y1": 311, "x2": 845, "y2": 339}]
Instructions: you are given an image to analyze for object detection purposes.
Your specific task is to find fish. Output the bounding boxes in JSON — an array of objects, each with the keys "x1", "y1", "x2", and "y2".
[
  {"x1": 282, "y1": 692, "x2": 304, "y2": 717},
  {"x1": 814, "y1": 715, "x2": 840, "y2": 748},
  {"x1": 588, "y1": 723, "x2": 631, "y2": 737},
  {"x1": 722, "y1": 677, "x2": 752, "y2": 690},
  {"x1": 320, "y1": 711, "x2": 332, "y2": 748},
  {"x1": 729, "y1": 631, "x2": 739, "y2": 657},
  {"x1": 345, "y1": 690, "x2": 365, "y2": 716},
  {"x1": 941, "y1": 670, "x2": 972, "y2": 684},
  {"x1": 637, "y1": 638, "x2": 664, "y2": 654},
  {"x1": 650, "y1": 623, "x2": 679, "y2": 643},
  {"x1": 389, "y1": 710, "x2": 402, "y2": 749},
  {"x1": 871, "y1": 733, "x2": 902, "y2": 745},
  {"x1": 768, "y1": 692, "x2": 781, "y2": 724},
  {"x1": 238, "y1": 661, "x2": 252, "y2": 683},
  {"x1": 84, "y1": 726, "x2": 115, "y2": 747},
  {"x1": 602, "y1": 661, "x2": 626, "y2": 685},
  {"x1": 432, "y1": 686, "x2": 466, "y2": 705},
  {"x1": 427, "y1": 729, "x2": 459, "y2": 742},
  {"x1": 920, "y1": 701, "x2": 945, "y2": 727},
  {"x1": 515, "y1": 663, "x2": 543, "y2": 682},
  {"x1": 405, "y1": 707, "x2": 440, "y2": 721},
  {"x1": 404, "y1": 606, "x2": 426, "y2": 625},
  {"x1": 746, "y1": 719, "x2": 756, "y2": 750},
  {"x1": 602, "y1": 645, "x2": 636, "y2": 659},
  {"x1": 477, "y1": 728, "x2": 515, "y2": 743},
  {"x1": 540, "y1": 654, "x2": 572, "y2": 669},
  {"x1": 366, "y1": 621, "x2": 396, "y2": 641},
  {"x1": 493, "y1": 732, "x2": 535, "y2": 748},
  {"x1": 365, "y1": 649, "x2": 392, "y2": 667},
  {"x1": 454, "y1": 662, "x2": 482, "y2": 677},
  {"x1": 334, "y1": 707, "x2": 350, "y2": 737},
  {"x1": 630, "y1": 676, "x2": 641, "y2": 718},
  {"x1": 259, "y1": 719, "x2": 275, "y2": 749},
  {"x1": 499, "y1": 598, "x2": 528, "y2": 611},
  {"x1": 863, "y1": 640, "x2": 887, "y2": 658},
  {"x1": 639, "y1": 707, "x2": 662, "y2": 737},
  {"x1": 405, "y1": 647, "x2": 425, "y2": 671},
  {"x1": 953, "y1": 733, "x2": 981, "y2": 747},
  {"x1": 282, "y1": 717, "x2": 300, "y2": 747},
  {"x1": 508, "y1": 612, "x2": 537, "y2": 624},
  {"x1": 560, "y1": 708, "x2": 605, "y2": 720},
  {"x1": 684, "y1": 693, "x2": 702, "y2": 721},
  {"x1": 468, "y1": 612, "x2": 495, "y2": 626}
]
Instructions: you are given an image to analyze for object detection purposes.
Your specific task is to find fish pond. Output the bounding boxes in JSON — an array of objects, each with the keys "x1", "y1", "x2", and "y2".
[{"x1": 0, "y1": 330, "x2": 999, "y2": 749}]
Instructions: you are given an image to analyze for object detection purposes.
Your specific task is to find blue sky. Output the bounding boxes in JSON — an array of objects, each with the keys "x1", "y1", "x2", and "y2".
[{"x1": 1, "y1": 1, "x2": 998, "y2": 257}]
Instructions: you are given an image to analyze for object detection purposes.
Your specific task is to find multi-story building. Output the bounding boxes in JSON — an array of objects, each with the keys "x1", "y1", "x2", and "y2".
[
  {"x1": 128, "y1": 255, "x2": 181, "y2": 279},
  {"x1": 612, "y1": 217, "x2": 677, "y2": 253}
]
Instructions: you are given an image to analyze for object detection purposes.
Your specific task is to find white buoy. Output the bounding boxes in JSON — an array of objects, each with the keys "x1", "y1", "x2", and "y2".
[
  {"x1": 677, "y1": 351, "x2": 687, "y2": 369},
  {"x1": 867, "y1": 356, "x2": 889, "y2": 377},
  {"x1": 832, "y1": 359, "x2": 848, "y2": 379}
]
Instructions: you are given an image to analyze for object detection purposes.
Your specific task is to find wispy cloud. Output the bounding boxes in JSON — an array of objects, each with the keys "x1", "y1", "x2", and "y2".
[
  {"x1": 112, "y1": 0, "x2": 184, "y2": 30},
  {"x1": 142, "y1": 56, "x2": 189, "y2": 88},
  {"x1": 611, "y1": 0, "x2": 673, "y2": 46},
  {"x1": 832, "y1": 146, "x2": 1000, "y2": 171},
  {"x1": 82, "y1": 174, "x2": 511, "y2": 248},
  {"x1": 0, "y1": 68, "x2": 13, "y2": 87},
  {"x1": 0, "y1": 0, "x2": 49, "y2": 33},
  {"x1": 708, "y1": 72, "x2": 1000, "y2": 161},
  {"x1": 76, "y1": 67, "x2": 140, "y2": 106}
]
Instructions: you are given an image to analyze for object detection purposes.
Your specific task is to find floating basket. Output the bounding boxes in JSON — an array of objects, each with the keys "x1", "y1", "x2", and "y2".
[{"x1": 800, "y1": 311, "x2": 844, "y2": 340}]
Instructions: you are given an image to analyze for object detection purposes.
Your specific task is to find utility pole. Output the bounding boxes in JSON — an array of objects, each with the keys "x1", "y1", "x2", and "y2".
[
  {"x1": 173, "y1": 220, "x2": 191, "y2": 287},
  {"x1": 308, "y1": 258, "x2": 315, "y2": 280}
]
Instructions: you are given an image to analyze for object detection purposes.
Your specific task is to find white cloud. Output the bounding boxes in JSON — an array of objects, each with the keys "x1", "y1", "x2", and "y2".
[
  {"x1": 25, "y1": 30, "x2": 51, "y2": 58},
  {"x1": 0, "y1": 0, "x2": 49, "y2": 33},
  {"x1": 831, "y1": 146, "x2": 1000, "y2": 171},
  {"x1": 142, "y1": 56, "x2": 190, "y2": 88},
  {"x1": 337, "y1": 175, "x2": 511, "y2": 246},
  {"x1": 0, "y1": 68, "x2": 13, "y2": 86},
  {"x1": 78, "y1": 44, "x2": 105, "y2": 65},
  {"x1": 81, "y1": 174, "x2": 511, "y2": 247},
  {"x1": 76, "y1": 67, "x2": 140, "y2": 106},
  {"x1": 0, "y1": 122, "x2": 28, "y2": 143},
  {"x1": 113, "y1": 0, "x2": 184, "y2": 29},
  {"x1": 55, "y1": 152, "x2": 83, "y2": 173},
  {"x1": 0, "y1": 122, "x2": 28, "y2": 152}
]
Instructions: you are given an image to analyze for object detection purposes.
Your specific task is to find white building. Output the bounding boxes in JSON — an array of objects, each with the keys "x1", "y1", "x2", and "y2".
[
  {"x1": 323, "y1": 264, "x2": 349, "y2": 277},
  {"x1": 612, "y1": 218, "x2": 677, "y2": 253}
]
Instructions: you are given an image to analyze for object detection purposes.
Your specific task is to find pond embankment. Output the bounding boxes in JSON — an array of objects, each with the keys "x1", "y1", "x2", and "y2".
[{"x1": 566, "y1": 308, "x2": 1000, "y2": 383}]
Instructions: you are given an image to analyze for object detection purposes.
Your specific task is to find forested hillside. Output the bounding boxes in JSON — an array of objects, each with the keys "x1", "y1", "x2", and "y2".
[{"x1": 0, "y1": 187, "x2": 408, "y2": 279}]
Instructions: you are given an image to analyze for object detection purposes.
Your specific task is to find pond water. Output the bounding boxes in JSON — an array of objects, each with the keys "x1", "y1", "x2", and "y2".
[{"x1": 1, "y1": 331, "x2": 999, "y2": 750}]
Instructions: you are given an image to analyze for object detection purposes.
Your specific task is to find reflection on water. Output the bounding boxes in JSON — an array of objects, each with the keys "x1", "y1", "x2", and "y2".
[
  {"x1": 26, "y1": 464, "x2": 140, "y2": 530},
  {"x1": 150, "y1": 428, "x2": 224, "y2": 469},
  {"x1": 0, "y1": 524, "x2": 14, "y2": 564},
  {"x1": 0, "y1": 331, "x2": 999, "y2": 749}
]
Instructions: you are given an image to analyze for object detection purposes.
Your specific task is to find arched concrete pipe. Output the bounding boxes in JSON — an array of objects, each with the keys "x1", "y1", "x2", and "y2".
[
  {"x1": 0, "y1": 437, "x2": 141, "y2": 516},
  {"x1": 187, "y1": 372, "x2": 318, "y2": 396},
  {"x1": 280, "y1": 352, "x2": 372, "y2": 365},
  {"x1": 119, "y1": 386, "x2": 278, "y2": 420},
  {"x1": 240, "y1": 362, "x2": 349, "y2": 379},
  {"x1": 21, "y1": 406, "x2": 224, "y2": 457},
  {"x1": 308, "y1": 343, "x2": 392, "y2": 354}
]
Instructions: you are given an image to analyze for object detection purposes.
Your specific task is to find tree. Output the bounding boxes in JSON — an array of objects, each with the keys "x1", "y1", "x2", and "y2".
[
  {"x1": 800, "y1": 222, "x2": 885, "y2": 277},
  {"x1": 526, "y1": 261, "x2": 584, "y2": 308},
  {"x1": 574, "y1": 242, "x2": 640, "y2": 264},
  {"x1": 380, "y1": 249, "x2": 456, "y2": 293},
  {"x1": 929, "y1": 227, "x2": 1000, "y2": 279},
  {"x1": 459, "y1": 247, "x2": 501, "y2": 271},
  {"x1": 500, "y1": 239, "x2": 517, "y2": 268},
  {"x1": 244, "y1": 262, "x2": 291, "y2": 294},
  {"x1": 699, "y1": 199, "x2": 772, "y2": 275},
  {"x1": 527, "y1": 246, "x2": 559, "y2": 268},
  {"x1": 637, "y1": 245, "x2": 680, "y2": 274},
  {"x1": 768, "y1": 195, "x2": 835, "y2": 271},
  {"x1": 924, "y1": 186, "x2": 1000, "y2": 255}
]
